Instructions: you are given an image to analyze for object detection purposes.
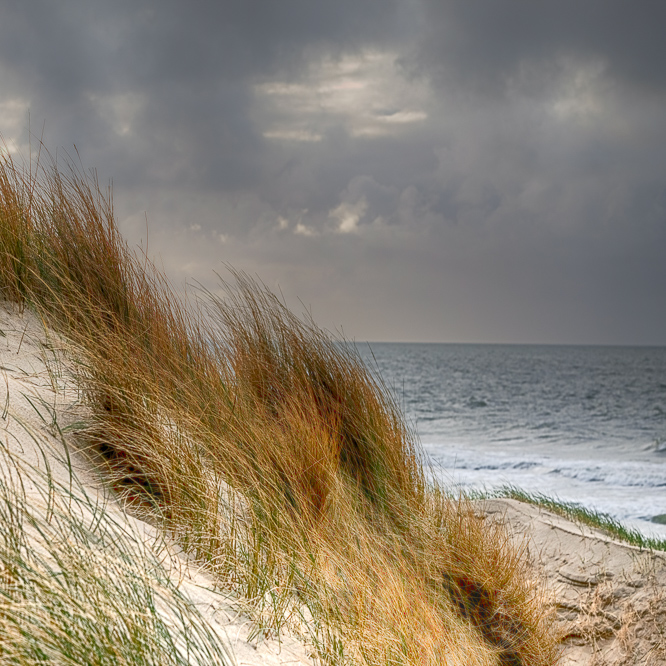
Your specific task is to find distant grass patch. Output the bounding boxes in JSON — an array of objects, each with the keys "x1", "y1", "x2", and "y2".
[{"x1": 479, "y1": 485, "x2": 666, "y2": 552}]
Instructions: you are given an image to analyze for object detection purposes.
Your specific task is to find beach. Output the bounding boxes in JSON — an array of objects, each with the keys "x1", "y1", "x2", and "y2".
[
  {"x1": 483, "y1": 499, "x2": 666, "y2": 664},
  {"x1": 2, "y1": 303, "x2": 664, "y2": 664}
]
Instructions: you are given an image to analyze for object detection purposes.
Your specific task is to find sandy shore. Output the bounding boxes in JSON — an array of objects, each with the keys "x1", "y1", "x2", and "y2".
[
  {"x1": 481, "y1": 497, "x2": 666, "y2": 664},
  {"x1": 1, "y1": 303, "x2": 664, "y2": 665}
]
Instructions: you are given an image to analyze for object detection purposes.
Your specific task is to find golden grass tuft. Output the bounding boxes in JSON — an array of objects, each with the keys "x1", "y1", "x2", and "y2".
[{"x1": 0, "y1": 141, "x2": 559, "y2": 665}]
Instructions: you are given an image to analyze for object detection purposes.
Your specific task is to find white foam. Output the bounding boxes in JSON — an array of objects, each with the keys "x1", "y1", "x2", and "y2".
[{"x1": 424, "y1": 442, "x2": 666, "y2": 539}]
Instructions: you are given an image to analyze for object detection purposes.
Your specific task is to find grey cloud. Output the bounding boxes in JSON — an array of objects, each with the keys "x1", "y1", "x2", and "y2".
[
  {"x1": 1, "y1": 0, "x2": 664, "y2": 343},
  {"x1": 262, "y1": 133, "x2": 439, "y2": 221},
  {"x1": 2, "y1": 0, "x2": 400, "y2": 87},
  {"x1": 416, "y1": 0, "x2": 666, "y2": 96},
  {"x1": 0, "y1": 0, "x2": 401, "y2": 190}
]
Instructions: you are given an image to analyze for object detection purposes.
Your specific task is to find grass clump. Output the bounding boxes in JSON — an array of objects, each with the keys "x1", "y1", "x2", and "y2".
[
  {"x1": 0, "y1": 142, "x2": 559, "y2": 665},
  {"x1": 484, "y1": 485, "x2": 666, "y2": 552},
  {"x1": 0, "y1": 435, "x2": 235, "y2": 665}
]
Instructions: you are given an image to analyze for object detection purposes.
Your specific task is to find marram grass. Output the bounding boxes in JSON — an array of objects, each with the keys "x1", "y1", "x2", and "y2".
[
  {"x1": 0, "y1": 431, "x2": 235, "y2": 665},
  {"x1": 481, "y1": 485, "x2": 666, "y2": 553},
  {"x1": 0, "y1": 141, "x2": 559, "y2": 665}
]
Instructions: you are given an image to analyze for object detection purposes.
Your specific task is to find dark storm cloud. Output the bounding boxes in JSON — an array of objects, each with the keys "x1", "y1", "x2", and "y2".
[
  {"x1": 1, "y1": 0, "x2": 665, "y2": 343},
  {"x1": 0, "y1": 0, "x2": 399, "y2": 85},
  {"x1": 0, "y1": 0, "x2": 400, "y2": 189},
  {"x1": 416, "y1": 0, "x2": 666, "y2": 95}
]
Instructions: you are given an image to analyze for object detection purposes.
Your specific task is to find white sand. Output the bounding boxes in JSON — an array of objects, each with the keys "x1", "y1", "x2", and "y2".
[
  {"x1": 2, "y1": 302, "x2": 665, "y2": 665},
  {"x1": 0, "y1": 303, "x2": 315, "y2": 666},
  {"x1": 482, "y1": 500, "x2": 666, "y2": 664}
]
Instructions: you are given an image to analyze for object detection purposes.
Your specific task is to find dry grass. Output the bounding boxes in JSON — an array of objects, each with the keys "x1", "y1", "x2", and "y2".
[
  {"x1": 0, "y1": 429, "x2": 235, "y2": 665},
  {"x1": 0, "y1": 142, "x2": 559, "y2": 665}
]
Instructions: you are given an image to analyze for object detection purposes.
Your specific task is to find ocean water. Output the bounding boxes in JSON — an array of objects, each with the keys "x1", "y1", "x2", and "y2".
[{"x1": 357, "y1": 343, "x2": 666, "y2": 538}]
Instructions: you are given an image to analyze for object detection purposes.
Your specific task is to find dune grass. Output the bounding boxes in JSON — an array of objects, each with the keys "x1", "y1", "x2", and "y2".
[
  {"x1": 482, "y1": 485, "x2": 666, "y2": 553},
  {"x1": 0, "y1": 142, "x2": 559, "y2": 665},
  {"x1": 0, "y1": 428, "x2": 236, "y2": 665}
]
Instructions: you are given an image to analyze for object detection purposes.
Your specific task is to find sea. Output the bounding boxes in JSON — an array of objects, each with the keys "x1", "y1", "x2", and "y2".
[{"x1": 357, "y1": 343, "x2": 666, "y2": 539}]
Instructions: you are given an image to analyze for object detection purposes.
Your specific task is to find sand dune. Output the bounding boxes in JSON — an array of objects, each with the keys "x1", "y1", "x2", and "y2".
[
  {"x1": 482, "y1": 500, "x2": 666, "y2": 664},
  {"x1": 0, "y1": 303, "x2": 315, "y2": 666},
  {"x1": 2, "y1": 302, "x2": 664, "y2": 664}
]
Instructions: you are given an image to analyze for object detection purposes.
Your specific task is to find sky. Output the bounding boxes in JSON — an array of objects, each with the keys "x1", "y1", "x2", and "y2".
[{"x1": 1, "y1": 0, "x2": 665, "y2": 345}]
